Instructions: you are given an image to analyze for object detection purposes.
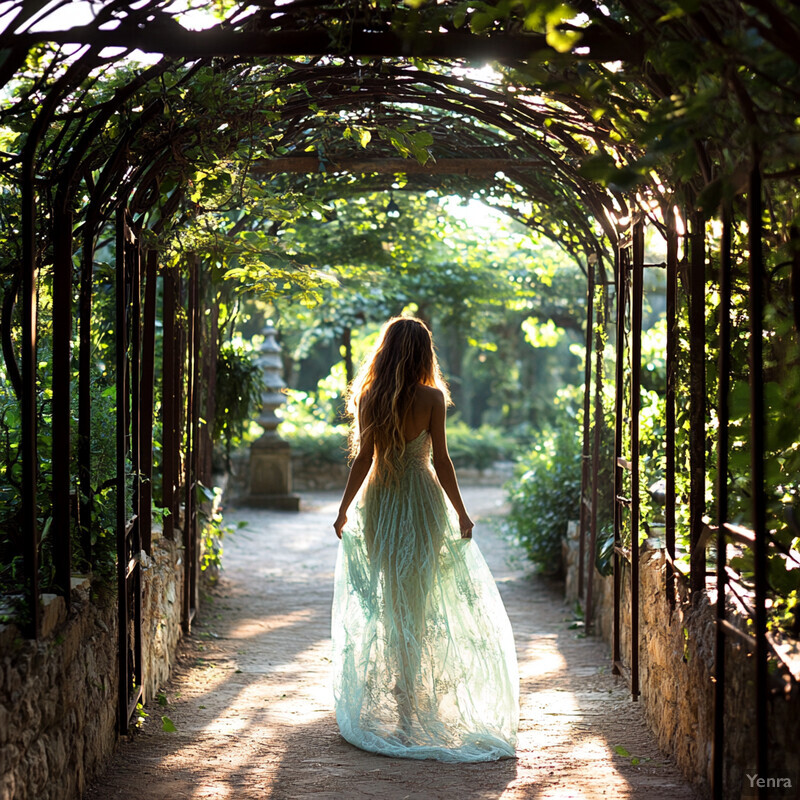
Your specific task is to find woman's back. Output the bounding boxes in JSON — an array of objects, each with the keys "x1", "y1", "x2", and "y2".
[{"x1": 400, "y1": 384, "x2": 439, "y2": 442}]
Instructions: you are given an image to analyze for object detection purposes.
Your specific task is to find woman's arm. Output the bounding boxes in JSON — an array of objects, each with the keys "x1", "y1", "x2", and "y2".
[
  {"x1": 333, "y1": 423, "x2": 374, "y2": 539},
  {"x1": 429, "y1": 390, "x2": 474, "y2": 539}
]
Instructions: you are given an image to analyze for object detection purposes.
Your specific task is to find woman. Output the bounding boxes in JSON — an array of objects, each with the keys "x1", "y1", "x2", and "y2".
[{"x1": 331, "y1": 315, "x2": 518, "y2": 762}]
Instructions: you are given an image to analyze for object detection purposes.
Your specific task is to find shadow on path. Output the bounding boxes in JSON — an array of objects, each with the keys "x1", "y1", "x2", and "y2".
[{"x1": 85, "y1": 488, "x2": 701, "y2": 800}]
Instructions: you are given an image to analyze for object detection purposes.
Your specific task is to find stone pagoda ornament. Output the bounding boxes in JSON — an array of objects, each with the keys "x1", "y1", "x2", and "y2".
[{"x1": 247, "y1": 324, "x2": 300, "y2": 510}]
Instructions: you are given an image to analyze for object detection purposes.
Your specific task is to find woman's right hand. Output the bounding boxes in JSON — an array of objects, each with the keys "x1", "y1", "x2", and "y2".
[
  {"x1": 333, "y1": 511, "x2": 347, "y2": 539},
  {"x1": 459, "y1": 514, "x2": 474, "y2": 540}
]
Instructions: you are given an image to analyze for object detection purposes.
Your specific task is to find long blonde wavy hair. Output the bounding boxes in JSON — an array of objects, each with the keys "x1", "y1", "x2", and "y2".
[{"x1": 347, "y1": 316, "x2": 450, "y2": 477}]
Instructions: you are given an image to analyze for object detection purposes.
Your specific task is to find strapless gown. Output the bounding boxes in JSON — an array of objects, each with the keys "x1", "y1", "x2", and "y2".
[{"x1": 331, "y1": 431, "x2": 518, "y2": 762}]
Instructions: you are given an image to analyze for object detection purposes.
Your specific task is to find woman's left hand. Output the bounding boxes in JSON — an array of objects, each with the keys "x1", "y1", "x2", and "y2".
[{"x1": 333, "y1": 512, "x2": 347, "y2": 539}]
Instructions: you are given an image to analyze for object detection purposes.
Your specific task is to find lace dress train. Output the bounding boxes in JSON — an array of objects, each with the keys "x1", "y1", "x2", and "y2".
[{"x1": 331, "y1": 431, "x2": 519, "y2": 762}]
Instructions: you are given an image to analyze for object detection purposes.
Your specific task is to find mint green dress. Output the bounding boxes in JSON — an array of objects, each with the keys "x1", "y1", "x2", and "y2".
[{"x1": 332, "y1": 431, "x2": 519, "y2": 762}]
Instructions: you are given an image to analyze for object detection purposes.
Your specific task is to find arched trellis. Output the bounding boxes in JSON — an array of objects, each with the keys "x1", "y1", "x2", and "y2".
[
  {"x1": 1, "y1": 2, "x2": 799, "y2": 796},
  {"x1": 1, "y1": 39, "x2": 625, "y2": 739}
]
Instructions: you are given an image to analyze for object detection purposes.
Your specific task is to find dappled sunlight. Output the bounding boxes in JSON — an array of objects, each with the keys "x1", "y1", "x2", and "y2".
[
  {"x1": 535, "y1": 734, "x2": 646, "y2": 799},
  {"x1": 509, "y1": 619, "x2": 671, "y2": 800},
  {"x1": 520, "y1": 687, "x2": 582, "y2": 754},
  {"x1": 569, "y1": 737, "x2": 619, "y2": 762},
  {"x1": 155, "y1": 637, "x2": 334, "y2": 787},
  {"x1": 199, "y1": 711, "x2": 253, "y2": 736},
  {"x1": 533, "y1": 782, "x2": 618, "y2": 800},
  {"x1": 191, "y1": 784, "x2": 236, "y2": 800},
  {"x1": 226, "y1": 608, "x2": 315, "y2": 640},
  {"x1": 520, "y1": 635, "x2": 568, "y2": 680},
  {"x1": 88, "y1": 488, "x2": 695, "y2": 799}
]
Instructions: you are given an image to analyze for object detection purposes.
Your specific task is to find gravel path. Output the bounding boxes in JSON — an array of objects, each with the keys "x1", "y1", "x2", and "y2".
[{"x1": 86, "y1": 488, "x2": 701, "y2": 799}]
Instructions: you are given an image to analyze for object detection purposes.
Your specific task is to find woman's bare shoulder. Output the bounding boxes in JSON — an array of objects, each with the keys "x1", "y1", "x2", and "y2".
[{"x1": 415, "y1": 384, "x2": 445, "y2": 407}]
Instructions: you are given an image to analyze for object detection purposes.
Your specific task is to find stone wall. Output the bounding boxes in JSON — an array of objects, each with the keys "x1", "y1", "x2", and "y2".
[
  {"x1": 289, "y1": 458, "x2": 513, "y2": 492},
  {"x1": 0, "y1": 533, "x2": 185, "y2": 800},
  {"x1": 0, "y1": 583, "x2": 118, "y2": 800},
  {"x1": 140, "y1": 533, "x2": 184, "y2": 704},
  {"x1": 565, "y1": 531, "x2": 800, "y2": 797},
  {"x1": 291, "y1": 456, "x2": 349, "y2": 492},
  {"x1": 225, "y1": 449, "x2": 513, "y2": 498}
]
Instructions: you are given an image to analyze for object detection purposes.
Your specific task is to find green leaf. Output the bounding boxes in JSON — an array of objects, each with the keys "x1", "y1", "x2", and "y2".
[
  {"x1": 696, "y1": 178, "x2": 723, "y2": 218},
  {"x1": 578, "y1": 153, "x2": 619, "y2": 183},
  {"x1": 161, "y1": 716, "x2": 177, "y2": 732},
  {"x1": 411, "y1": 131, "x2": 434, "y2": 148},
  {"x1": 545, "y1": 3, "x2": 578, "y2": 25},
  {"x1": 657, "y1": 0, "x2": 701, "y2": 22},
  {"x1": 614, "y1": 745, "x2": 631, "y2": 757},
  {"x1": 768, "y1": 554, "x2": 800, "y2": 594},
  {"x1": 546, "y1": 28, "x2": 582, "y2": 54},
  {"x1": 729, "y1": 381, "x2": 751, "y2": 421},
  {"x1": 470, "y1": 11, "x2": 494, "y2": 33},
  {"x1": 196, "y1": 482, "x2": 216, "y2": 503}
]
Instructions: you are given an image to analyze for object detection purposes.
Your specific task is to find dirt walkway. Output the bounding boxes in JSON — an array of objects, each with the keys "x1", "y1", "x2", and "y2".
[{"x1": 86, "y1": 488, "x2": 700, "y2": 800}]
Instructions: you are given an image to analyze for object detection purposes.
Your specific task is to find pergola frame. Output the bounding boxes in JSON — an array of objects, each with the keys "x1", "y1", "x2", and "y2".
[{"x1": 1, "y1": 2, "x2": 799, "y2": 796}]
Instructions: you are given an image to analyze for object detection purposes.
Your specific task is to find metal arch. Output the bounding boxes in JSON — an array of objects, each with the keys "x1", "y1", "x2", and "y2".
[
  {"x1": 116, "y1": 206, "x2": 143, "y2": 733},
  {"x1": 747, "y1": 162, "x2": 770, "y2": 796},
  {"x1": 609, "y1": 216, "x2": 644, "y2": 702},
  {"x1": 183, "y1": 254, "x2": 201, "y2": 634},
  {"x1": 712, "y1": 199, "x2": 732, "y2": 800},
  {"x1": 665, "y1": 209, "x2": 678, "y2": 611},
  {"x1": 578, "y1": 257, "x2": 595, "y2": 601},
  {"x1": 16, "y1": 50, "x2": 99, "y2": 636},
  {"x1": 688, "y1": 210, "x2": 707, "y2": 595},
  {"x1": 582, "y1": 254, "x2": 609, "y2": 635}
]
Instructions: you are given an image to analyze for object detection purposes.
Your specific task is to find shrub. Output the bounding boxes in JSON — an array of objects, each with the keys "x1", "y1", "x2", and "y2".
[
  {"x1": 445, "y1": 417, "x2": 518, "y2": 470},
  {"x1": 214, "y1": 343, "x2": 264, "y2": 466},
  {"x1": 278, "y1": 399, "x2": 517, "y2": 470},
  {"x1": 281, "y1": 424, "x2": 350, "y2": 463},
  {"x1": 0, "y1": 356, "x2": 120, "y2": 603},
  {"x1": 277, "y1": 384, "x2": 350, "y2": 463},
  {"x1": 504, "y1": 424, "x2": 582, "y2": 575}
]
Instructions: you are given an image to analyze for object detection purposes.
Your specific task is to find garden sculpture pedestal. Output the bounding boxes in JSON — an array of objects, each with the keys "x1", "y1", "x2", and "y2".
[
  {"x1": 248, "y1": 437, "x2": 300, "y2": 511},
  {"x1": 245, "y1": 323, "x2": 300, "y2": 511}
]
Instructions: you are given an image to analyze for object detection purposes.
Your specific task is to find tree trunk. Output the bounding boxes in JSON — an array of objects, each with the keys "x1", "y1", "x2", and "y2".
[{"x1": 342, "y1": 326, "x2": 353, "y2": 385}]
